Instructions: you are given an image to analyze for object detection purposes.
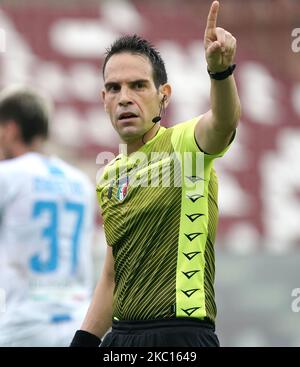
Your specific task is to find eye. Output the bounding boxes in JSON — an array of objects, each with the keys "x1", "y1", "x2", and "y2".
[
  {"x1": 106, "y1": 84, "x2": 120, "y2": 93},
  {"x1": 134, "y1": 81, "x2": 145, "y2": 89}
]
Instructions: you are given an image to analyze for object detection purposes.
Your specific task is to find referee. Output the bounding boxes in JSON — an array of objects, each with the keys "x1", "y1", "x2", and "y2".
[{"x1": 71, "y1": 0, "x2": 240, "y2": 347}]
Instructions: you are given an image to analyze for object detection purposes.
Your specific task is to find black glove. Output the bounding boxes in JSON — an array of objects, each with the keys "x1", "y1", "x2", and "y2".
[{"x1": 70, "y1": 330, "x2": 101, "y2": 347}]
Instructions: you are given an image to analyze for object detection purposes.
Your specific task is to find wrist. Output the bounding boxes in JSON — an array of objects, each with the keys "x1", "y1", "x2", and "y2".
[
  {"x1": 207, "y1": 64, "x2": 236, "y2": 80},
  {"x1": 70, "y1": 329, "x2": 101, "y2": 347}
]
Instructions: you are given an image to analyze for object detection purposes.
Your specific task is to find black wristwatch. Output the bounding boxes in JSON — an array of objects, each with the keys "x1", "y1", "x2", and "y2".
[
  {"x1": 70, "y1": 330, "x2": 101, "y2": 347},
  {"x1": 207, "y1": 64, "x2": 236, "y2": 80}
]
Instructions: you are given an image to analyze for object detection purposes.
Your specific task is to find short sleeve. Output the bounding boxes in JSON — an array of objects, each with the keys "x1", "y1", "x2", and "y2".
[{"x1": 171, "y1": 116, "x2": 235, "y2": 160}]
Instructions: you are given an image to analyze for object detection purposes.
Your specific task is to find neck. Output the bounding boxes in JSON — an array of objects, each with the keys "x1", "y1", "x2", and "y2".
[
  {"x1": 124, "y1": 123, "x2": 160, "y2": 155},
  {"x1": 11, "y1": 139, "x2": 45, "y2": 158}
]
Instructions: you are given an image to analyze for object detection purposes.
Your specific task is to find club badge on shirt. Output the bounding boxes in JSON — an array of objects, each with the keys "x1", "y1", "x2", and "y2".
[{"x1": 116, "y1": 176, "x2": 129, "y2": 201}]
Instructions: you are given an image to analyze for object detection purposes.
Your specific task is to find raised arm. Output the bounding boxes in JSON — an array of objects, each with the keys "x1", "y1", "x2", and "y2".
[{"x1": 195, "y1": 0, "x2": 241, "y2": 155}]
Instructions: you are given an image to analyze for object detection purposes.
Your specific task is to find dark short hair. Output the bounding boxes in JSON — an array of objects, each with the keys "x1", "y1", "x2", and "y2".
[
  {"x1": 102, "y1": 34, "x2": 168, "y2": 89},
  {"x1": 0, "y1": 87, "x2": 49, "y2": 144}
]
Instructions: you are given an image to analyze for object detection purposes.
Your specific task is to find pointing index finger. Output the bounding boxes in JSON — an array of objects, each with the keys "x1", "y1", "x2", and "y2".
[{"x1": 205, "y1": 1, "x2": 219, "y2": 36}]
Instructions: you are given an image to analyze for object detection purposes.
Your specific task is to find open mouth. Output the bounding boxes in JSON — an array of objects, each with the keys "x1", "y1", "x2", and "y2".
[{"x1": 118, "y1": 112, "x2": 138, "y2": 120}]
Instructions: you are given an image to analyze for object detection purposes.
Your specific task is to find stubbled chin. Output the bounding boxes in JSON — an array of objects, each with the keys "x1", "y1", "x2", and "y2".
[{"x1": 118, "y1": 125, "x2": 142, "y2": 141}]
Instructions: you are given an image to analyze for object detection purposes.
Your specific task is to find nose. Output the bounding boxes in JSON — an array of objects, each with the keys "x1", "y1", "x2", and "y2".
[{"x1": 118, "y1": 86, "x2": 133, "y2": 106}]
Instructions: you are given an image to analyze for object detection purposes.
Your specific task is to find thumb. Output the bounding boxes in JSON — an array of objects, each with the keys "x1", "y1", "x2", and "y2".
[{"x1": 207, "y1": 41, "x2": 223, "y2": 55}]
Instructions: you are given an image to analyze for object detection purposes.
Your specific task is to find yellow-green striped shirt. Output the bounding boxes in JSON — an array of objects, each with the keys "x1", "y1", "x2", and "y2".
[{"x1": 97, "y1": 117, "x2": 232, "y2": 323}]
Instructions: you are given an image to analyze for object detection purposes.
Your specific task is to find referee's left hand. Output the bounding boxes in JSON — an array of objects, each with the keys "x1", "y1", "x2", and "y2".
[{"x1": 204, "y1": 1, "x2": 237, "y2": 73}]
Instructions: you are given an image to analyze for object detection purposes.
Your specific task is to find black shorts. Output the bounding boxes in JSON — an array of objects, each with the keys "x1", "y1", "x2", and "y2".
[{"x1": 100, "y1": 318, "x2": 220, "y2": 347}]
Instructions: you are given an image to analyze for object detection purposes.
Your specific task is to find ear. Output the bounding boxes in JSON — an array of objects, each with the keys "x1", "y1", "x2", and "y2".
[
  {"x1": 159, "y1": 84, "x2": 172, "y2": 107},
  {"x1": 101, "y1": 89, "x2": 108, "y2": 112},
  {"x1": 6, "y1": 120, "x2": 20, "y2": 141}
]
